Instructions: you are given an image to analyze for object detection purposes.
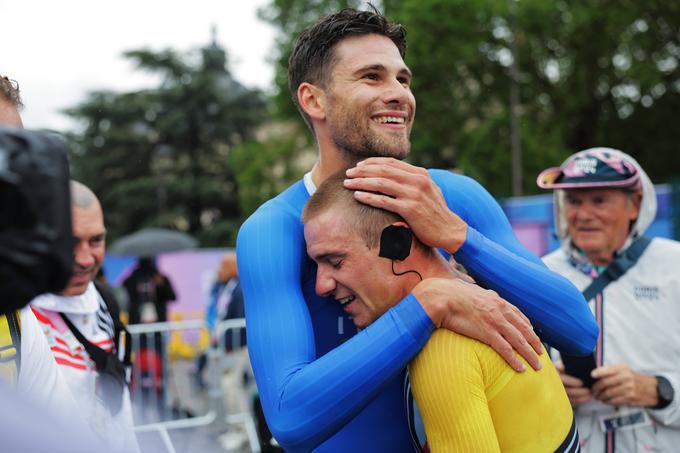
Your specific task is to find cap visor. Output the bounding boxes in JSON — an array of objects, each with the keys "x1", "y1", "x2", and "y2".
[
  {"x1": 536, "y1": 167, "x2": 564, "y2": 189},
  {"x1": 537, "y1": 168, "x2": 640, "y2": 190}
]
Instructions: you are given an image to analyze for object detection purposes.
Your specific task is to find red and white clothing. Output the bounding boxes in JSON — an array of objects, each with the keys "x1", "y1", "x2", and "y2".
[
  {"x1": 13, "y1": 307, "x2": 82, "y2": 414},
  {"x1": 31, "y1": 283, "x2": 139, "y2": 453}
]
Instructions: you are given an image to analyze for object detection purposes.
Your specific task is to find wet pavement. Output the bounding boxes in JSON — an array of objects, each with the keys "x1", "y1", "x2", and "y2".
[{"x1": 134, "y1": 359, "x2": 254, "y2": 453}]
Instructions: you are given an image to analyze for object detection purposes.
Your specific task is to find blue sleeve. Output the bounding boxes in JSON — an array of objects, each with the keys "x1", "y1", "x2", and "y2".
[
  {"x1": 205, "y1": 283, "x2": 221, "y2": 331},
  {"x1": 237, "y1": 203, "x2": 434, "y2": 451},
  {"x1": 430, "y1": 170, "x2": 598, "y2": 355}
]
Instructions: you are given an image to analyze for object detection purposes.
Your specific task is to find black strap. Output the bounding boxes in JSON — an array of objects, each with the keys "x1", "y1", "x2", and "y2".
[
  {"x1": 7, "y1": 310, "x2": 22, "y2": 374},
  {"x1": 582, "y1": 236, "x2": 652, "y2": 301},
  {"x1": 59, "y1": 309, "x2": 127, "y2": 416},
  {"x1": 59, "y1": 312, "x2": 111, "y2": 371},
  {"x1": 93, "y1": 281, "x2": 132, "y2": 367}
]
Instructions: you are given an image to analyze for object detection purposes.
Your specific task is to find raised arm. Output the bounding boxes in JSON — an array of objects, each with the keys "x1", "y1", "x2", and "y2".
[{"x1": 344, "y1": 159, "x2": 598, "y2": 356}]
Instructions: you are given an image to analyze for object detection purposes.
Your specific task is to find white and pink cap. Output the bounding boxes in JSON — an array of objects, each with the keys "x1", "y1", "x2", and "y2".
[{"x1": 537, "y1": 148, "x2": 641, "y2": 190}]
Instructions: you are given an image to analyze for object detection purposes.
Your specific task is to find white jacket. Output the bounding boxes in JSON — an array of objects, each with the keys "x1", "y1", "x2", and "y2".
[
  {"x1": 16, "y1": 307, "x2": 82, "y2": 412},
  {"x1": 544, "y1": 149, "x2": 680, "y2": 452},
  {"x1": 31, "y1": 283, "x2": 139, "y2": 453}
]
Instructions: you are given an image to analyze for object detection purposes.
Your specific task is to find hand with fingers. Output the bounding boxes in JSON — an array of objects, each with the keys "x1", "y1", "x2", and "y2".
[
  {"x1": 344, "y1": 157, "x2": 468, "y2": 253},
  {"x1": 591, "y1": 364, "x2": 659, "y2": 407},
  {"x1": 412, "y1": 277, "x2": 544, "y2": 372},
  {"x1": 554, "y1": 360, "x2": 594, "y2": 407}
]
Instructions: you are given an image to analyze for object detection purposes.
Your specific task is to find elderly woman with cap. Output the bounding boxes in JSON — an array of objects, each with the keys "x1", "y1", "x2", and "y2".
[{"x1": 537, "y1": 147, "x2": 680, "y2": 452}]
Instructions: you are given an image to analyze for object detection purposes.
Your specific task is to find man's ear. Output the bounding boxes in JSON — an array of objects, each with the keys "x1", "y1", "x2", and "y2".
[
  {"x1": 633, "y1": 191, "x2": 643, "y2": 209},
  {"x1": 391, "y1": 221, "x2": 410, "y2": 232},
  {"x1": 298, "y1": 82, "x2": 326, "y2": 122},
  {"x1": 629, "y1": 191, "x2": 643, "y2": 219}
]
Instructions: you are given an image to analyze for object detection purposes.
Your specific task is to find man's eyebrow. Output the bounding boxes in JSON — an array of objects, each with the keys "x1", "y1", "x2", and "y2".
[
  {"x1": 353, "y1": 64, "x2": 386, "y2": 76},
  {"x1": 399, "y1": 66, "x2": 413, "y2": 79},
  {"x1": 312, "y1": 251, "x2": 346, "y2": 262},
  {"x1": 352, "y1": 64, "x2": 412, "y2": 79}
]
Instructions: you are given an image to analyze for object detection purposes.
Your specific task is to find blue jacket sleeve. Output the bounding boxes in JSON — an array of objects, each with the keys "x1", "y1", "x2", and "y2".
[
  {"x1": 430, "y1": 170, "x2": 598, "y2": 355},
  {"x1": 237, "y1": 202, "x2": 434, "y2": 451},
  {"x1": 205, "y1": 283, "x2": 222, "y2": 332}
]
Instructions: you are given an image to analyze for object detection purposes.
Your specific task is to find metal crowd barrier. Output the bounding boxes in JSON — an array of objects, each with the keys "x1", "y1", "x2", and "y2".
[{"x1": 127, "y1": 318, "x2": 260, "y2": 453}]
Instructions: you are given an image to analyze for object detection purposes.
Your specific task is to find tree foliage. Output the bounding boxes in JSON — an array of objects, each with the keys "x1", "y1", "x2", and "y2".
[
  {"x1": 231, "y1": 123, "x2": 316, "y2": 216},
  {"x1": 66, "y1": 38, "x2": 266, "y2": 246},
  {"x1": 261, "y1": 0, "x2": 680, "y2": 196}
]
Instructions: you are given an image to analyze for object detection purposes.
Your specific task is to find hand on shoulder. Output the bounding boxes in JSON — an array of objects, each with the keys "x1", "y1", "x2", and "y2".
[{"x1": 412, "y1": 277, "x2": 543, "y2": 372}]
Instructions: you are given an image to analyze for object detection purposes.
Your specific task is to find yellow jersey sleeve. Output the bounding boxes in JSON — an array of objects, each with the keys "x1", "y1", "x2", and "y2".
[{"x1": 409, "y1": 329, "x2": 574, "y2": 453}]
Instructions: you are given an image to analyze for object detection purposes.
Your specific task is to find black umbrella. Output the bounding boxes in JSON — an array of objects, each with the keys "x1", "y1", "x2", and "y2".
[{"x1": 108, "y1": 228, "x2": 198, "y2": 257}]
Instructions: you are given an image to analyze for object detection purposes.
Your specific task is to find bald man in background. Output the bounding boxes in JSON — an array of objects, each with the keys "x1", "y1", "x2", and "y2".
[{"x1": 30, "y1": 181, "x2": 140, "y2": 452}]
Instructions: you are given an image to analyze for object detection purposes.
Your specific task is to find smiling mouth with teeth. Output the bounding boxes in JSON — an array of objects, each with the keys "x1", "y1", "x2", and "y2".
[
  {"x1": 372, "y1": 116, "x2": 405, "y2": 124},
  {"x1": 338, "y1": 295, "x2": 356, "y2": 305}
]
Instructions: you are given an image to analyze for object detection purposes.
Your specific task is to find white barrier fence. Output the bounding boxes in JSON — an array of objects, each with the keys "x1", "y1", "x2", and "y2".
[{"x1": 127, "y1": 318, "x2": 260, "y2": 453}]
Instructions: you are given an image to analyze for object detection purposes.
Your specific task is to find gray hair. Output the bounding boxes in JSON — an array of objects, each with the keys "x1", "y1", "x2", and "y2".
[{"x1": 70, "y1": 180, "x2": 99, "y2": 209}]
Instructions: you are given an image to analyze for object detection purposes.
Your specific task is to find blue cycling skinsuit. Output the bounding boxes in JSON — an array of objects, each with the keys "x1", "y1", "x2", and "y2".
[{"x1": 236, "y1": 169, "x2": 598, "y2": 452}]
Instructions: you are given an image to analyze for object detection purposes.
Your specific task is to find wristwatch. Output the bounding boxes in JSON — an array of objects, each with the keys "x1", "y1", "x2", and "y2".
[{"x1": 653, "y1": 375, "x2": 674, "y2": 410}]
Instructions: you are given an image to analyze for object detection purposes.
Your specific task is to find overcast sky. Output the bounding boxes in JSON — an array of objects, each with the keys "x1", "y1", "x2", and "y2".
[{"x1": 1, "y1": 0, "x2": 276, "y2": 131}]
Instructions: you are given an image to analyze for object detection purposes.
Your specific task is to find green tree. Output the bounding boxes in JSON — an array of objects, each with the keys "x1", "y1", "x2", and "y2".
[
  {"x1": 231, "y1": 123, "x2": 316, "y2": 217},
  {"x1": 261, "y1": 0, "x2": 680, "y2": 196},
  {"x1": 66, "y1": 35, "x2": 266, "y2": 246},
  {"x1": 395, "y1": 0, "x2": 680, "y2": 195}
]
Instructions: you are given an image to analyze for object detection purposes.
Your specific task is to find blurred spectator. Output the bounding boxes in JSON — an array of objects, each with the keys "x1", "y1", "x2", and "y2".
[
  {"x1": 123, "y1": 257, "x2": 176, "y2": 324},
  {"x1": 197, "y1": 253, "x2": 251, "y2": 450},
  {"x1": 123, "y1": 257, "x2": 176, "y2": 418},
  {"x1": 30, "y1": 181, "x2": 139, "y2": 452},
  {"x1": 538, "y1": 148, "x2": 680, "y2": 452},
  {"x1": 195, "y1": 253, "x2": 246, "y2": 389},
  {"x1": 207, "y1": 253, "x2": 246, "y2": 350}
]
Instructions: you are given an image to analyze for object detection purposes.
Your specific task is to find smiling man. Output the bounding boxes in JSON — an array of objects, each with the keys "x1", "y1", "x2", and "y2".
[
  {"x1": 538, "y1": 148, "x2": 680, "y2": 452},
  {"x1": 237, "y1": 7, "x2": 597, "y2": 452},
  {"x1": 30, "y1": 181, "x2": 139, "y2": 453}
]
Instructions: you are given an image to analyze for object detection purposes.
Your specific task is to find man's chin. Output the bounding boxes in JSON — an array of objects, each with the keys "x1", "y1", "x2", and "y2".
[
  {"x1": 348, "y1": 145, "x2": 409, "y2": 161},
  {"x1": 338, "y1": 135, "x2": 410, "y2": 161},
  {"x1": 352, "y1": 315, "x2": 377, "y2": 330},
  {"x1": 61, "y1": 281, "x2": 90, "y2": 297}
]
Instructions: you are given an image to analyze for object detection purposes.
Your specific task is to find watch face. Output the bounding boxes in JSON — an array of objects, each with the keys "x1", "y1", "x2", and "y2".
[{"x1": 658, "y1": 376, "x2": 675, "y2": 404}]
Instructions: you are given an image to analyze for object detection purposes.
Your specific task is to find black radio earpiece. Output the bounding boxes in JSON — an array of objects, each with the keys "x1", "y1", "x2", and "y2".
[
  {"x1": 379, "y1": 225, "x2": 423, "y2": 281},
  {"x1": 379, "y1": 225, "x2": 413, "y2": 261}
]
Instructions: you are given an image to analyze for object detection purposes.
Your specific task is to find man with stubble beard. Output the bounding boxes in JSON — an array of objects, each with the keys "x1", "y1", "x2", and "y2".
[{"x1": 236, "y1": 7, "x2": 597, "y2": 452}]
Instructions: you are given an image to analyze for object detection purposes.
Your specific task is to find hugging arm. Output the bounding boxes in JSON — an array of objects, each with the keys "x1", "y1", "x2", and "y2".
[{"x1": 237, "y1": 205, "x2": 433, "y2": 451}]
